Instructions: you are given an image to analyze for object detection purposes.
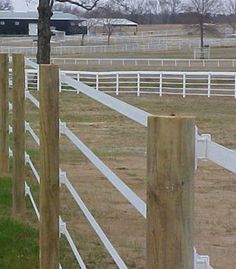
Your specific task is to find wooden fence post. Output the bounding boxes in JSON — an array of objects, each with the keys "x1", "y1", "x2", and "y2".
[
  {"x1": 12, "y1": 54, "x2": 25, "y2": 216},
  {"x1": 39, "y1": 64, "x2": 59, "y2": 269},
  {"x1": 147, "y1": 115, "x2": 195, "y2": 269},
  {"x1": 0, "y1": 54, "x2": 9, "y2": 176}
]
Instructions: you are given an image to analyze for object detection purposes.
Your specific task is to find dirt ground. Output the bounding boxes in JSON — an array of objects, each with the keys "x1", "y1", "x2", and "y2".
[{"x1": 37, "y1": 93, "x2": 235, "y2": 269}]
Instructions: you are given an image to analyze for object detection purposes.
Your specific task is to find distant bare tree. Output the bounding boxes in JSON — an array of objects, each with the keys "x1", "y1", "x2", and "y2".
[
  {"x1": 0, "y1": 0, "x2": 13, "y2": 10},
  {"x1": 87, "y1": 1, "x2": 125, "y2": 44},
  {"x1": 116, "y1": 0, "x2": 161, "y2": 23},
  {"x1": 77, "y1": 19, "x2": 98, "y2": 45},
  {"x1": 166, "y1": 0, "x2": 182, "y2": 22},
  {"x1": 184, "y1": 0, "x2": 221, "y2": 56},
  {"x1": 224, "y1": 0, "x2": 236, "y2": 34},
  {"x1": 167, "y1": 0, "x2": 182, "y2": 14},
  {"x1": 104, "y1": 18, "x2": 117, "y2": 45}
]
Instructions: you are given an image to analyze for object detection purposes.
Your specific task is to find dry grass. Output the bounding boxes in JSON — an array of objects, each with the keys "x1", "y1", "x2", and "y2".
[
  {"x1": 23, "y1": 90, "x2": 236, "y2": 269},
  {"x1": 52, "y1": 46, "x2": 236, "y2": 72},
  {"x1": 18, "y1": 32, "x2": 236, "y2": 269}
]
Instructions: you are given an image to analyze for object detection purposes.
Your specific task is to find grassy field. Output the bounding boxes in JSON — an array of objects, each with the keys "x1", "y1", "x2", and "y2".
[
  {"x1": 50, "y1": 46, "x2": 236, "y2": 72},
  {"x1": 21, "y1": 91, "x2": 236, "y2": 269},
  {"x1": 0, "y1": 177, "x2": 39, "y2": 269},
  {"x1": 4, "y1": 31, "x2": 236, "y2": 268}
]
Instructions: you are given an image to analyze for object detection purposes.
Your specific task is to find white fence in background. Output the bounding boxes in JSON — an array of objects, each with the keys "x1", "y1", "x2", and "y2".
[
  {"x1": 1, "y1": 43, "x2": 190, "y2": 55},
  {"x1": 70, "y1": 35, "x2": 191, "y2": 45},
  {"x1": 2, "y1": 37, "x2": 236, "y2": 55},
  {"x1": 26, "y1": 58, "x2": 222, "y2": 268},
  {"x1": 44, "y1": 57, "x2": 236, "y2": 69},
  {"x1": 23, "y1": 57, "x2": 236, "y2": 269},
  {"x1": 24, "y1": 69, "x2": 236, "y2": 98},
  {"x1": 89, "y1": 29, "x2": 189, "y2": 37},
  {"x1": 25, "y1": 58, "x2": 236, "y2": 268}
]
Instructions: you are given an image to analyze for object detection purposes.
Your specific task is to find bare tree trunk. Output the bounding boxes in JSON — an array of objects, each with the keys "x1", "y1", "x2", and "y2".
[
  {"x1": 200, "y1": 15, "x2": 204, "y2": 59},
  {"x1": 107, "y1": 33, "x2": 111, "y2": 45},
  {"x1": 81, "y1": 33, "x2": 85, "y2": 46},
  {"x1": 37, "y1": 0, "x2": 53, "y2": 64}
]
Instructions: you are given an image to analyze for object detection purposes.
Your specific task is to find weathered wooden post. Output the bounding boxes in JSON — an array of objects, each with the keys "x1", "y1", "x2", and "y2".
[
  {"x1": 0, "y1": 54, "x2": 9, "y2": 176},
  {"x1": 39, "y1": 64, "x2": 59, "y2": 269},
  {"x1": 147, "y1": 115, "x2": 195, "y2": 269},
  {"x1": 12, "y1": 54, "x2": 25, "y2": 216}
]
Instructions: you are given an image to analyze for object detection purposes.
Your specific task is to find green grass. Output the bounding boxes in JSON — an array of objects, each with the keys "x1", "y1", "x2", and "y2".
[{"x1": 0, "y1": 177, "x2": 39, "y2": 269}]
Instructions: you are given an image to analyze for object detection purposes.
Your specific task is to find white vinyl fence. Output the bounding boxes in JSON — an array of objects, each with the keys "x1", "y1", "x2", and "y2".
[
  {"x1": 3, "y1": 37, "x2": 236, "y2": 55},
  {"x1": 26, "y1": 57, "x2": 223, "y2": 269},
  {"x1": 26, "y1": 58, "x2": 236, "y2": 269},
  {"x1": 46, "y1": 57, "x2": 236, "y2": 69},
  {"x1": 24, "y1": 69, "x2": 236, "y2": 98}
]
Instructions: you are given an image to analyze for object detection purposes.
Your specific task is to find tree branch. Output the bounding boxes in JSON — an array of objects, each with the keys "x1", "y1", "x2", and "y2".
[{"x1": 55, "y1": 0, "x2": 100, "y2": 11}]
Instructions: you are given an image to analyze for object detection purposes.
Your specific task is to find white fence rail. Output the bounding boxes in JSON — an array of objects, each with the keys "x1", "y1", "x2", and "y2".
[
  {"x1": 3, "y1": 37, "x2": 236, "y2": 56},
  {"x1": 88, "y1": 29, "x2": 189, "y2": 38},
  {"x1": 25, "y1": 58, "x2": 236, "y2": 269},
  {"x1": 45, "y1": 57, "x2": 236, "y2": 69},
  {"x1": 24, "y1": 69, "x2": 236, "y2": 98}
]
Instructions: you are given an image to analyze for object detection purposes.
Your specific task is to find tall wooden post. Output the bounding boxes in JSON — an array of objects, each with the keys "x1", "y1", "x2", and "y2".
[
  {"x1": 147, "y1": 115, "x2": 195, "y2": 269},
  {"x1": 39, "y1": 64, "x2": 59, "y2": 269},
  {"x1": 0, "y1": 54, "x2": 9, "y2": 176},
  {"x1": 12, "y1": 54, "x2": 25, "y2": 216}
]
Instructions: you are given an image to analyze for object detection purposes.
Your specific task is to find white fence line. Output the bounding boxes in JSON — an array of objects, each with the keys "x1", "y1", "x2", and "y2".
[
  {"x1": 61, "y1": 123, "x2": 146, "y2": 217},
  {"x1": 26, "y1": 58, "x2": 236, "y2": 269},
  {"x1": 3, "y1": 37, "x2": 236, "y2": 56},
  {"x1": 61, "y1": 74, "x2": 150, "y2": 126},
  {"x1": 23, "y1": 94, "x2": 131, "y2": 268},
  {"x1": 24, "y1": 85, "x2": 215, "y2": 269},
  {"x1": 60, "y1": 172, "x2": 128, "y2": 269},
  {"x1": 59, "y1": 217, "x2": 87, "y2": 269},
  {"x1": 24, "y1": 68, "x2": 236, "y2": 98},
  {"x1": 9, "y1": 147, "x2": 64, "y2": 268},
  {"x1": 88, "y1": 30, "x2": 189, "y2": 39},
  {"x1": 24, "y1": 92, "x2": 147, "y2": 216},
  {"x1": 25, "y1": 59, "x2": 236, "y2": 173},
  {"x1": 62, "y1": 75, "x2": 236, "y2": 175},
  {"x1": 25, "y1": 153, "x2": 40, "y2": 183},
  {"x1": 25, "y1": 121, "x2": 40, "y2": 145},
  {"x1": 24, "y1": 181, "x2": 40, "y2": 220},
  {"x1": 42, "y1": 57, "x2": 236, "y2": 69}
]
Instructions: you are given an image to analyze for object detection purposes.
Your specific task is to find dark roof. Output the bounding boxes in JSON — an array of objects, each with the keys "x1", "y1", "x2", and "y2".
[{"x1": 0, "y1": 11, "x2": 85, "y2": 21}]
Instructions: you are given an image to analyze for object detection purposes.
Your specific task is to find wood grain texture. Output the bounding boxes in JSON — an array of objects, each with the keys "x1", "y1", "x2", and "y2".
[
  {"x1": 147, "y1": 115, "x2": 195, "y2": 269},
  {"x1": 39, "y1": 64, "x2": 59, "y2": 269},
  {"x1": 12, "y1": 54, "x2": 25, "y2": 216},
  {"x1": 0, "y1": 54, "x2": 9, "y2": 176}
]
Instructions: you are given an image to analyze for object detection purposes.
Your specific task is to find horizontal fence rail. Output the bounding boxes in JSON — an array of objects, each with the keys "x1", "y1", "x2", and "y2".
[
  {"x1": 3, "y1": 37, "x2": 236, "y2": 56},
  {"x1": 24, "y1": 68, "x2": 236, "y2": 98},
  {"x1": 22, "y1": 95, "x2": 136, "y2": 269},
  {"x1": 25, "y1": 58, "x2": 236, "y2": 269},
  {"x1": 24, "y1": 78, "x2": 214, "y2": 269},
  {"x1": 40, "y1": 57, "x2": 236, "y2": 69},
  {"x1": 4, "y1": 55, "x2": 223, "y2": 269}
]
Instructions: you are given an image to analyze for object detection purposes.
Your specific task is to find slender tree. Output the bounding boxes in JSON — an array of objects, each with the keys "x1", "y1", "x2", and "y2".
[
  {"x1": 0, "y1": 0, "x2": 13, "y2": 10},
  {"x1": 166, "y1": 0, "x2": 182, "y2": 23},
  {"x1": 225, "y1": 0, "x2": 236, "y2": 34},
  {"x1": 184, "y1": 0, "x2": 221, "y2": 57},
  {"x1": 37, "y1": 0, "x2": 99, "y2": 64}
]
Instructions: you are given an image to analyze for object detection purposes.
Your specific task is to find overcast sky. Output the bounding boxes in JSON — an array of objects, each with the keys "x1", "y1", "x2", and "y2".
[{"x1": 13, "y1": 0, "x2": 37, "y2": 11}]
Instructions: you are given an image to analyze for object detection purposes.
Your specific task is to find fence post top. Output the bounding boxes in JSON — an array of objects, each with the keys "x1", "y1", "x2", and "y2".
[
  {"x1": 12, "y1": 53, "x2": 25, "y2": 58},
  {"x1": 148, "y1": 115, "x2": 195, "y2": 120},
  {"x1": 39, "y1": 64, "x2": 59, "y2": 68}
]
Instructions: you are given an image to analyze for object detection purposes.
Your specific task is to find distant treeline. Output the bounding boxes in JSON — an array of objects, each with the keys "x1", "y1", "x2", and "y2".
[{"x1": 122, "y1": 13, "x2": 236, "y2": 25}]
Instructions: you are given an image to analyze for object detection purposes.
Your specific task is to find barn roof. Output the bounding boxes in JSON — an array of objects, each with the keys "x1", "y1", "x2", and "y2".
[
  {"x1": 87, "y1": 18, "x2": 138, "y2": 27},
  {"x1": 0, "y1": 11, "x2": 85, "y2": 21}
]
